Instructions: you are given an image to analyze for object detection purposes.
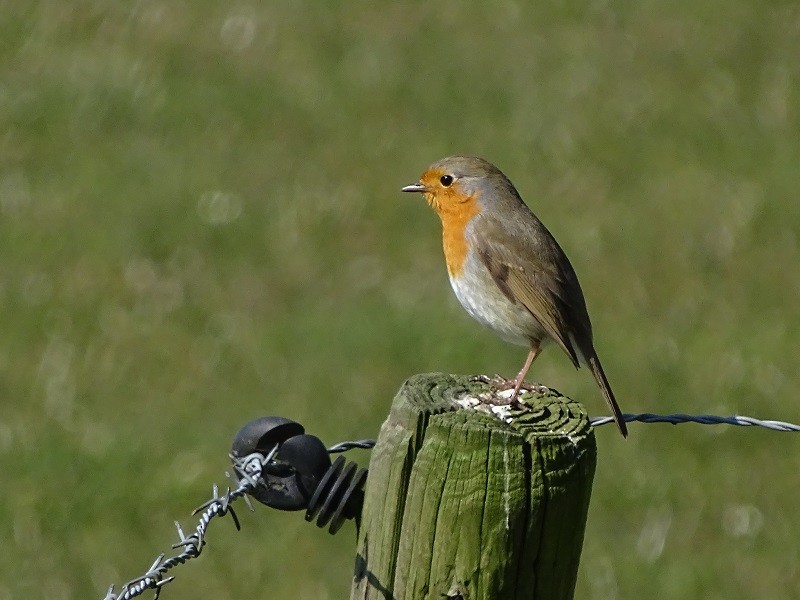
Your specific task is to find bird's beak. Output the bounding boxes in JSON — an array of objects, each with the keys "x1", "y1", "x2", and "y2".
[{"x1": 401, "y1": 182, "x2": 427, "y2": 193}]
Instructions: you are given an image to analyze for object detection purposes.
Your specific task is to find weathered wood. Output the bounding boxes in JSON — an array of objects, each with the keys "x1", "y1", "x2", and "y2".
[{"x1": 350, "y1": 373, "x2": 596, "y2": 600}]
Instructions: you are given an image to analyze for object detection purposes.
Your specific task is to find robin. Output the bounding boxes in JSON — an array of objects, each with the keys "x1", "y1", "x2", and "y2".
[{"x1": 402, "y1": 156, "x2": 627, "y2": 437}]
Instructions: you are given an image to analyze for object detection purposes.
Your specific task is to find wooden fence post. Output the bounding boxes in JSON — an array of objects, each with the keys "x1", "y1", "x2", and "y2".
[{"x1": 350, "y1": 373, "x2": 597, "y2": 600}]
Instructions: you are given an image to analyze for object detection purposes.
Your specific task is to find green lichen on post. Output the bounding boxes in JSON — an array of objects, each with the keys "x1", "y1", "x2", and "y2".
[{"x1": 351, "y1": 373, "x2": 596, "y2": 600}]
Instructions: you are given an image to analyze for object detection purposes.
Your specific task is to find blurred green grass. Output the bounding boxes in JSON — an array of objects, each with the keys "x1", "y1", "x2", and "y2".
[{"x1": 1, "y1": 1, "x2": 799, "y2": 598}]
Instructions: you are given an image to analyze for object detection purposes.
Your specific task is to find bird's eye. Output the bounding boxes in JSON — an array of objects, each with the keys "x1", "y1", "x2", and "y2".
[{"x1": 440, "y1": 175, "x2": 454, "y2": 187}]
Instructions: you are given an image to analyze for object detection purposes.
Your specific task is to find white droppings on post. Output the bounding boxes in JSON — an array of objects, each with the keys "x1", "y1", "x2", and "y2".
[{"x1": 454, "y1": 384, "x2": 537, "y2": 425}]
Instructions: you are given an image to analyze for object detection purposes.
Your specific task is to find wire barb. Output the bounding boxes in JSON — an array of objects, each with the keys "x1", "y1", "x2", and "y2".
[{"x1": 102, "y1": 448, "x2": 275, "y2": 600}]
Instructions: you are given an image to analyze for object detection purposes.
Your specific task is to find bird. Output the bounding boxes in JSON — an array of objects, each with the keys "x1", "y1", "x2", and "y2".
[{"x1": 402, "y1": 156, "x2": 627, "y2": 437}]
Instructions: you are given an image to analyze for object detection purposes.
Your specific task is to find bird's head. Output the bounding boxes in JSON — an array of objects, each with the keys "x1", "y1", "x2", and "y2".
[{"x1": 402, "y1": 156, "x2": 513, "y2": 215}]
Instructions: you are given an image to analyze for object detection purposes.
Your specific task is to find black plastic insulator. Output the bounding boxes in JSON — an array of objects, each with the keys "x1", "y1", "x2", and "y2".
[
  {"x1": 305, "y1": 455, "x2": 368, "y2": 534},
  {"x1": 231, "y1": 417, "x2": 331, "y2": 511},
  {"x1": 231, "y1": 416, "x2": 305, "y2": 457},
  {"x1": 231, "y1": 416, "x2": 368, "y2": 532}
]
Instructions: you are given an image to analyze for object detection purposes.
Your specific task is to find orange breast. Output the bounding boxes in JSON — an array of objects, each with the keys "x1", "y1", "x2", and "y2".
[{"x1": 436, "y1": 194, "x2": 481, "y2": 278}]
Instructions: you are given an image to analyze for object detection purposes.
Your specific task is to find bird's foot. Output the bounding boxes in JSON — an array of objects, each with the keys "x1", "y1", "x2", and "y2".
[
  {"x1": 471, "y1": 376, "x2": 528, "y2": 410},
  {"x1": 491, "y1": 376, "x2": 553, "y2": 398},
  {"x1": 469, "y1": 374, "x2": 552, "y2": 410},
  {"x1": 470, "y1": 373, "x2": 513, "y2": 388},
  {"x1": 509, "y1": 397, "x2": 527, "y2": 411}
]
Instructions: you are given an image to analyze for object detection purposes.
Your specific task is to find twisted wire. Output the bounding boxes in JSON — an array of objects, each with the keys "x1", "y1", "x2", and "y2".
[
  {"x1": 329, "y1": 412, "x2": 800, "y2": 458},
  {"x1": 590, "y1": 413, "x2": 800, "y2": 431},
  {"x1": 103, "y1": 447, "x2": 277, "y2": 600},
  {"x1": 327, "y1": 439, "x2": 377, "y2": 453}
]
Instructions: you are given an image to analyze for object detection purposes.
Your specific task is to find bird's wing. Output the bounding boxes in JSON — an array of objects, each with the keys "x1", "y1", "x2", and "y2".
[{"x1": 474, "y1": 215, "x2": 584, "y2": 367}]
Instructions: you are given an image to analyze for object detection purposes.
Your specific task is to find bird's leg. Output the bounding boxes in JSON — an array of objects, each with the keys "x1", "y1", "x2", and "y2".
[{"x1": 510, "y1": 343, "x2": 541, "y2": 401}]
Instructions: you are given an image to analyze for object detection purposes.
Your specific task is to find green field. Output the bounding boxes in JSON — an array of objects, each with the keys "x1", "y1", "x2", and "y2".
[{"x1": 2, "y1": 2, "x2": 799, "y2": 598}]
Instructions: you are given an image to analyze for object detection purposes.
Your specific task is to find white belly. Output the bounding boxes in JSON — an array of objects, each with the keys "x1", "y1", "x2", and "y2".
[{"x1": 449, "y1": 252, "x2": 547, "y2": 347}]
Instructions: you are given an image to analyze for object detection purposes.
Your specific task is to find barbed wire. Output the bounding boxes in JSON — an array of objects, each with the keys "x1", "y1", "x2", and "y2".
[
  {"x1": 102, "y1": 409, "x2": 798, "y2": 599},
  {"x1": 103, "y1": 446, "x2": 277, "y2": 600}
]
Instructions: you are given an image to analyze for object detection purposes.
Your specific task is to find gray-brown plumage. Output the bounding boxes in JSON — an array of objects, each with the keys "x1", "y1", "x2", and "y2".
[{"x1": 403, "y1": 156, "x2": 627, "y2": 437}]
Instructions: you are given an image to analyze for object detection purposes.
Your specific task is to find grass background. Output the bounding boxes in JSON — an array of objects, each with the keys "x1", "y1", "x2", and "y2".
[{"x1": 2, "y1": 1, "x2": 799, "y2": 598}]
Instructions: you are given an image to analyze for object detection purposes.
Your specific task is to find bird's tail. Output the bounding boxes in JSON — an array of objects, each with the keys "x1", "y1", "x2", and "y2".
[{"x1": 586, "y1": 353, "x2": 628, "y2": 437}]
